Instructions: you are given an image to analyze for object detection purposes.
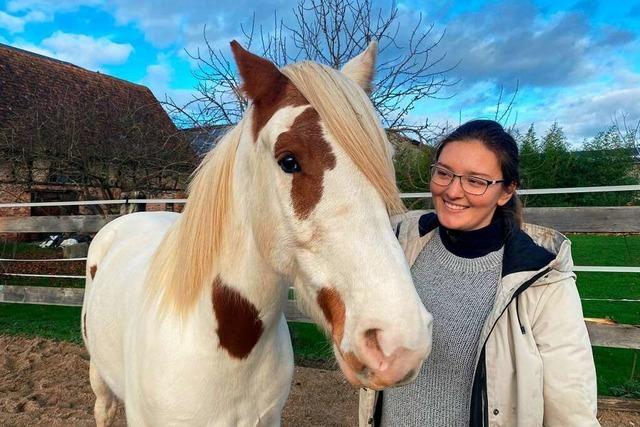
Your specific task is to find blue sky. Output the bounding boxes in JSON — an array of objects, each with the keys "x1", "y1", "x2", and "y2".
[{"x1": 1, "y1": 0, "x2": 639, "y2": 146}]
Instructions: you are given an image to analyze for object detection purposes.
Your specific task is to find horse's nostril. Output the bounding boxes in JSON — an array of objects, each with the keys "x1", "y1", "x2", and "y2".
[{"x1": 364, "y1": 328, "x2": 382, "y2": 352}]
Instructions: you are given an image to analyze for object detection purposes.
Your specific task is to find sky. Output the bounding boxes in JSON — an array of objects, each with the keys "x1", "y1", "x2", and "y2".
[{"x1": 1, "y1": 0, "x2": 639, "y2": 146}]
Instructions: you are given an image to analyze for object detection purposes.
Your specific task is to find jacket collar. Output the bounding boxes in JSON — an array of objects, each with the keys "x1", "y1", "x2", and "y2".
[{"x1": 416, "y1": 212, "x2": 571, "y2": 280}]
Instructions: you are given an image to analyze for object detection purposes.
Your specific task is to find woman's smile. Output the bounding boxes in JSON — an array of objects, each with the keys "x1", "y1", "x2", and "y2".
[{"x1": 443, "y1": 200, "x2": 468, "y2": 212}]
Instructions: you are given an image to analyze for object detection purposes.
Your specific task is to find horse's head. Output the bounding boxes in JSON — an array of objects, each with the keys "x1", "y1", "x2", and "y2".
[{"x1": 230, "y1": 42, "x2": 432, "y2": 390}]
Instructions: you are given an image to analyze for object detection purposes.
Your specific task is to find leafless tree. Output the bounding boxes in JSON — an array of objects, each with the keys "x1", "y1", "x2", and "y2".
[
  {"x1": 612, "y1": 112, "x2": 639, "y2": 148},
  {"x1": 165, "y1": 0, "x2": 458, "y2": 144},
  {"x1": 494, "y1": 80, "x2": 519, "y2": 132}
]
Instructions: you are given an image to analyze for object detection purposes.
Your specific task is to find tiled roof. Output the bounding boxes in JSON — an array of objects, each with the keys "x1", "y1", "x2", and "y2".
[
  {"x1": 0, "y1": 43, "x2": 176, "y2": 135},
  {"x1": 180, "y1": 125, "x2": 233, "y2": 156}
]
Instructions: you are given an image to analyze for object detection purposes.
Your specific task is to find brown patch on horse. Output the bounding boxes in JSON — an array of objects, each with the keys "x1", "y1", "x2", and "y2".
[
  {"x1": 317, "y1": 287, "x2": 346, "y2": 343},
  {"x1": 89, "y1": 265, "x2": 97, "y2": 280},
  {"x1": 342, "y1": 351, "x2": 366, "y2": 373},
  {"x1": 212, "y1": 276, "x2": 263, "y2": 359},
  {"x1": 230, "y1": 40, "x2": 308, "y2": 139},
  {"x1": 252, "y1": 78, "x2": 308, "y2": 139},
  {"x1": 275, "y1": 108, "x2": 337, "y2": 219}
]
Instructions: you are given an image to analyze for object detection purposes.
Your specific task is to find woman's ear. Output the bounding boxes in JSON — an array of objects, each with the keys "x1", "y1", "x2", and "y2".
[{"x1": 497, "y1": 183, "x2": 517, "y2": 207}]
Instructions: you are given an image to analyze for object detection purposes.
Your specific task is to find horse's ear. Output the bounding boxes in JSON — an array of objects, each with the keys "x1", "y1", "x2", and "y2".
[
  {"x1": 341, "y1": 40, "x2": 377, "y2": 94},
  {"x1": 230, "y1": 40, "x2": 285, "y2": 101}
]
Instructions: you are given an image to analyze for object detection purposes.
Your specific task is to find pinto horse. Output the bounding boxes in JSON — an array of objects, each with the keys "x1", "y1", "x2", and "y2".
[{"x1": 82, "y1": 41, "x2": 433, "y2": 426}]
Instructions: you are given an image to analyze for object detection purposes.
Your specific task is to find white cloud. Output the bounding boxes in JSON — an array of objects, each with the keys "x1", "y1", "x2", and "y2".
[
  {"x1": 140, "y1": 54, "x2": 173, "y2": 95},
  {"x1": 425, "y1": 2, "x2": 599, "y2": 88},
  {"x1": 13, "y1": 32, "x2": 133, "y2": 70},
  {"x1": 553, "y1": 87, "x2": 640, "y2": 142},
  {"x1": 139, "y1": 54, "x2": 196, "y2": 109},
  {"x1": 6, "y1": 0, "x2": 102, "y2": 19},
  {"x1": 0, "y1": 9, "x2": 47, "y2": 33},
  {"x1": 0, "y1": 0, "x2": 100, "y2": 34},
  {"x1": 395, "y1": 1, "x2": 640, "y2": 144},
  {"x1": 0, "y1": 11, "x2": 26, "y2": 32},
  {"x1": 105, "y1": 0, "x2": 293, "y2": 48}
]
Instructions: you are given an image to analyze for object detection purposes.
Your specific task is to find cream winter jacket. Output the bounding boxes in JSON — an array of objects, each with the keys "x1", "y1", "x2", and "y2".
[{"x1": 359, "y1": 211, "x2": 599, "y2": 427}]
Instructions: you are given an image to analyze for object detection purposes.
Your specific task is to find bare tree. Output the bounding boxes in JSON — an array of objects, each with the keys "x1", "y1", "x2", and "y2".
[
  {"x1": 494, "y1": 80, "x2": 519, "y2": 132},
  {"x1": 612, "y1": 112, "x2": 639, "y2": 149},
  {"x1": 165, "y1": 0, "x2": 457, "y2": 144}
]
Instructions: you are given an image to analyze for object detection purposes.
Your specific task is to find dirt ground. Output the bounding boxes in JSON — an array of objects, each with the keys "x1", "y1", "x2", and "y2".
[{"x1": 0, "y1": 335, "x2": 637, "y2": 426}]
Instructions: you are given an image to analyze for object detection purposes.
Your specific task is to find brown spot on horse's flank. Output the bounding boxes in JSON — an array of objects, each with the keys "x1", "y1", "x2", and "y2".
[
  {"x1": 212, "y1": 276, "x2": 263, "y2": 359},
  {"x1": 89, "y1": 265, "x2": 97, "y2": 280},
  {"x1": 317, "y1": 287, "x2": 346, "y2": 343},
  {"x1": 275, "y1": 108, "x2": 337, "y2": 219}
]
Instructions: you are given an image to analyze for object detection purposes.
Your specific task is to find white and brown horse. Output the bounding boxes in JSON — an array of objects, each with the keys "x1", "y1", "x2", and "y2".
[{"x1": 82, "y1": 41, "x2": 432, "y2": 426}]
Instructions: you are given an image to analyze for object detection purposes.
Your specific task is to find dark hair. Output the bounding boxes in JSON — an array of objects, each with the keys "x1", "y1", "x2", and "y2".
[{"x1": 435, "y1": 119, "x2": 523, "y2": 232}]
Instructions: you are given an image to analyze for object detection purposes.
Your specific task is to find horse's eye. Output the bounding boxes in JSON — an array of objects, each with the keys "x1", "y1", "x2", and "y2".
[{"x1": 278, "y1": 154, "x2": 302, "y2": 174}]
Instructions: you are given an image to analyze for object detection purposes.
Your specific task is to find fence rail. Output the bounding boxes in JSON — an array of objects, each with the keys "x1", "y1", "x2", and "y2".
[
  {"x1": 0, "y1": 184, "x2": 639, "y2": 208},
  {"x1": 400, "y1": 184, "x2": 640, "y2": 199},
  {"x1": 2, "y1": 207, "x2": 640, "y2": 234}
]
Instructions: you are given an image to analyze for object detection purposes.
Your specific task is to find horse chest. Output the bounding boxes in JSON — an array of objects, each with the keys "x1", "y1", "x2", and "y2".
[{"x1": 128, "y1": 319, "x2": 294, "y2": 425}]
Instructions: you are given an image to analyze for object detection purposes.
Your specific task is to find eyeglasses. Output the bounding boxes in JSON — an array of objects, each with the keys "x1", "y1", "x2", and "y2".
[{"x1": 430, "y1": 164, "x2": 505, "y2": 196}]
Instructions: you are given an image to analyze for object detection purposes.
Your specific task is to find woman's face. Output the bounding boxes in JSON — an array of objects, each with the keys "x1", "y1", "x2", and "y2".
[{"x1": 431, "y1": 139, "x2": 514, "y2": 231}]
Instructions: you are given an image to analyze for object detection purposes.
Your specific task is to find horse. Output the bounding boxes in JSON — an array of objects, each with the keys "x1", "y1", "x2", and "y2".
[{"x1": 81, "y1": 40, "x2": 433, "y2": 426}]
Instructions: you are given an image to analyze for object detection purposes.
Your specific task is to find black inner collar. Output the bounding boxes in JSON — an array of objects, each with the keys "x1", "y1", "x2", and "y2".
[{"x1": 439, "y1": 213, "x2": 506, "y2": 259}]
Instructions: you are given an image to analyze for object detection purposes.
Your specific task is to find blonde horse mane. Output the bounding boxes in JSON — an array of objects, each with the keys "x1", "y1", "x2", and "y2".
[
  {"x1": 146, "y1": 123, "x2": 242, "y2": 318},
  {"x1": 147, "y1": 61, "x2": 405, "y2": 317}
]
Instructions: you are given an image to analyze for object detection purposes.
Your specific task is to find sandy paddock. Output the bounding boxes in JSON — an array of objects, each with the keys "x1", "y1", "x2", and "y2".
[{"x1": 0, "y1": 335, "x2": 637, "y2": 426}]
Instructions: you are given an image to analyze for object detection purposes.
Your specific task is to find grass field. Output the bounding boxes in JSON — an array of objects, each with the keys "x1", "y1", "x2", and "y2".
[
  {"x1": 571, "y1": 234, "x2": 640, "y2": 325},
  {"x1": 0, "y1": 234, "x2": 638, "y2": 396}
]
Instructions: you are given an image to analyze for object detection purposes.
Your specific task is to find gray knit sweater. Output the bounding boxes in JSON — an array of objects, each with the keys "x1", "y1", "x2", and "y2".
[{"x1": 381, "y1": 230, "x2": 503, "y2": 427}]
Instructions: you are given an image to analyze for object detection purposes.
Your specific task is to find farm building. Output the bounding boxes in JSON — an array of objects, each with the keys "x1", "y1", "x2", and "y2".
[{"x1": 0, "y1": 43, "x2": 196, "y2": 224}]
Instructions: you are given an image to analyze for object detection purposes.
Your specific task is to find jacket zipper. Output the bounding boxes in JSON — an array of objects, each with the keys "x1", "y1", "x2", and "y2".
[{"x1": 470, "y1": 267, "x2": 551, "y2": 427}]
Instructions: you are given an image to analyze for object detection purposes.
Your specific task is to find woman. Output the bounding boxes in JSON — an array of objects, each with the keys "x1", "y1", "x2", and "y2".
[{"x1": 359, "y1": 120, "x2": 599, "y2": 426}]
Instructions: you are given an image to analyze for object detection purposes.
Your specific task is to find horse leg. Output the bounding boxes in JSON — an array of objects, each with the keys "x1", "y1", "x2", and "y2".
[{"x1": 89, "y1": 362, "x2": 118, "y2": 427}]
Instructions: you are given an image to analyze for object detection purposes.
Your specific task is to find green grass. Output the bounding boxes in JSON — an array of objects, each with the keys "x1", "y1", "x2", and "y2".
[
  {"x1": 569, "y1": 233, "x2": 640, "y2": 266},
  {"x1": 569, "y1": 234, "x2": 640, "y2": 324},
  {"x1": 0, "y1": 303, "x2": 83, "y2": 344},
  {"x1": 593, "y1": 347, "x2": 640, "y2": 396},
  {"x1": 0, "y1": 303, "x2": 333, "y2": 364},
  {"x1": 289, "y1": 322, "x2": 333, "y2": 363},
  {"x1": 0, "y1": 241, "x2": 85, "y2": 288}
]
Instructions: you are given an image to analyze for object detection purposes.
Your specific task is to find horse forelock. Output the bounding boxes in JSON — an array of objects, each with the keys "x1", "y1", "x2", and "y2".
[{"x1": 282, "y1": 62, "x2": 405, "y2": 216}]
